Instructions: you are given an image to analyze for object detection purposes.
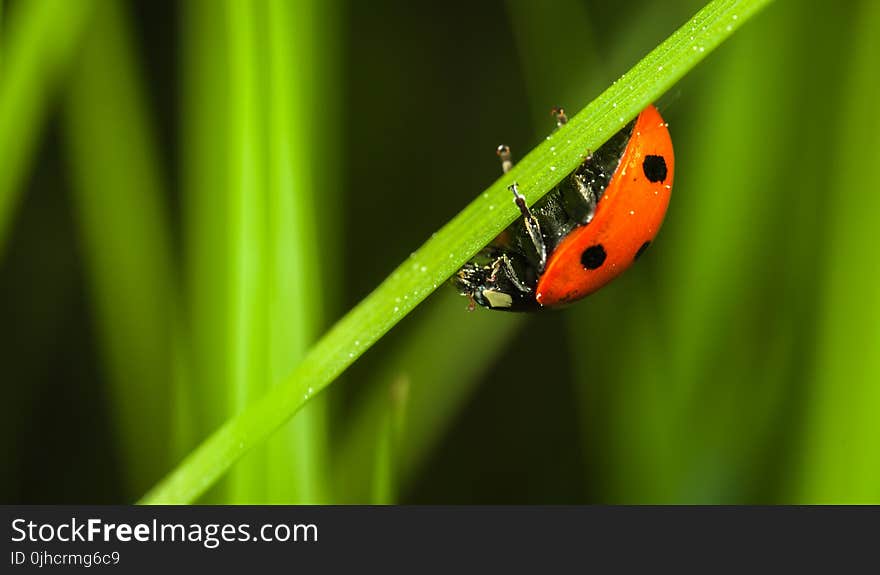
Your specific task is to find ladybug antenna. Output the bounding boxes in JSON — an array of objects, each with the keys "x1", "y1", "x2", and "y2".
[
  {"x1": 551, "y1": 106, "x2": 568, "y2": 127},
  {"x1": 496, "y1": 144, "x2": 513, "y2": 174}
]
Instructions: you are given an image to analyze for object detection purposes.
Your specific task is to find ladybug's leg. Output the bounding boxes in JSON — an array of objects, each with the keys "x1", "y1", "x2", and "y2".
[
  {"x1": 496, "y1": 145, "x2": 513, "y2": 173},
  {"x1": 572, "y1": 171, "x2": 598, "y2": 224},
  {"x1": 551, "y1": 106, "x2": 568, "y2": 127},
  {"x1": 509, "y1": 183, "x2": 547, "y2": 272},
  {"x1": 489, "y1": 253, "x2": 532, "y2": 295}
]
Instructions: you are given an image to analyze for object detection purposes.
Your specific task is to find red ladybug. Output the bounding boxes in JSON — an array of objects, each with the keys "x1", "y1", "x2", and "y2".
[{"x1": 455, "y1": 104, "x2": 674, "y2": 311}]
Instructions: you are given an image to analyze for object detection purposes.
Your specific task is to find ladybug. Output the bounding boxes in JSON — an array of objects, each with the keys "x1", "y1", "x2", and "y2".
[{"x1": 454, "y1": 104, "x2": 674, "y2": 311}]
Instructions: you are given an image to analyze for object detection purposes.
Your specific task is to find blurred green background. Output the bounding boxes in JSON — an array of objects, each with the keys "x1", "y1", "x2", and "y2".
[{"x1": 2, "y1": 0, "x2": 879, "y2": 504}]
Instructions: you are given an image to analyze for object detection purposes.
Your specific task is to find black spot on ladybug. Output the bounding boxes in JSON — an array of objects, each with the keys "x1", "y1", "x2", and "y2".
[
  {"x1": 581, "y1": 244, "x2": 607, "y2": 270},
  {"x1": 634, "y1": 241, "x2": 651, "y2": 261},
  {"x1": 642, "y1": 155, "x2": 667, "y2": 183}
]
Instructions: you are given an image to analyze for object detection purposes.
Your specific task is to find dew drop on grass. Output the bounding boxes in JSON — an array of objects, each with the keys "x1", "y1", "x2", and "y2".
[{"x1": 420, "y1": 265, "x2": 427, "y2": 272}]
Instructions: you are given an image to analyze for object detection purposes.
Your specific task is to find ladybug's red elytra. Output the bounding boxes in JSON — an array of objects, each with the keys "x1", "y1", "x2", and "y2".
[{"x1": 454, "y1": 104, "x2": 674, "y2": 311}]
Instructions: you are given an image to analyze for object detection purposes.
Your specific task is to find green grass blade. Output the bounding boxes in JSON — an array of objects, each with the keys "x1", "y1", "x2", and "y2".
[
  {"x1": 225, "y1": 0, "x2": 269, "y2": 504},
  {"x1": 264, "y1": 0, "x2": 333, "y2": 504},
  {"x1": 0, "y1": 0, "x2": 95, "y2": 256},
  {"x1": 797, "y1": 0, "x2": 880, "y2": 503},
  {"x1": 140, "y1": 0, "x2": 772, "y2": 505},
  {"x1": 182, "y1": 0, "x2": 229, "y2": 473},
  {"x1": 63, "y1": 0, "x2": 177, "y2": 497},
  {"x1": 368, "y1": 375, "x2": 409, "y2": 504}
]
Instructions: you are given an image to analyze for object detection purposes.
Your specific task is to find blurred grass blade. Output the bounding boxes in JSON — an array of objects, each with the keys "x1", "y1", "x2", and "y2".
[
  {"x1": 264, "y1": 0, "x2": 335, "y2": 504},
  {"x1": 369, "y1": 375, "x2": 409, "y2": 504},
  {"x1": 0, "y1": 0, "x2": 95, "y2": 256},
  {"x1": 224, "y1": 0, "x2": 269, "y2": 504},
  {"x1": 141, "y1": 0, "x2": 772, "y2": 505},
  {"x1": 333, "y1": 291, "x2": 523, "y2": 502},
  {"x1": 64, "y1": 0, "x2": 177, "y2": 497},
  {"x1": 798, "y1": 0, "x2": 880, "y2": 503},
  {"x1": 181, "y1": 0, "x2": 229, "y2": 492}
]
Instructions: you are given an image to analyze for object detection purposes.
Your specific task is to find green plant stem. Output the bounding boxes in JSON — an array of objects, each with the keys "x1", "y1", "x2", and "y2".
[
  {"x1": 141, "y1": 0, "x2": 772, "y2": 505},
  {"x1": 64, "y1": 0, "x2": 177, "y2": 497},
  {"x1": 225, "y1": 0, "x2": 269, "y2": 504},
  {"x1": 0, "y1": 0, "x2": 95, "y2": 256},
  {"x1": 265, "y1": 0, "x2": 331, "y2": 504},
  {"x1": 798, "y1": 0, "x2": 880, "y2": 502}
]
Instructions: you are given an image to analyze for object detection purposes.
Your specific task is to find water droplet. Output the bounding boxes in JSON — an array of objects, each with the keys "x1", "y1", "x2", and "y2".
[
  {"x1": 420, "y1": 265, "x2": 427, "y2": 272},
  {"x1": 550, "y1": 166, "x2": 556, "y2": 172},
  {"x1": 488, "y1": 205, "x2": 495, "y2": 210},
  {"x1": 394, "y1": 306, "x2": 399, "y2": 312},
  {"x1": 658, "y1": 65, "x2": 663, "y2": 71},
  {"x1": 354, "y1": 340, "x2": 360, "y2": 346}
]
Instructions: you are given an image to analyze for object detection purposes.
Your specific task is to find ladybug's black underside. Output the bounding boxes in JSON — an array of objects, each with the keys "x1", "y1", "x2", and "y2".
[{"x1": 455, "y1": 121, "x2": 635, "y2": 311}]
